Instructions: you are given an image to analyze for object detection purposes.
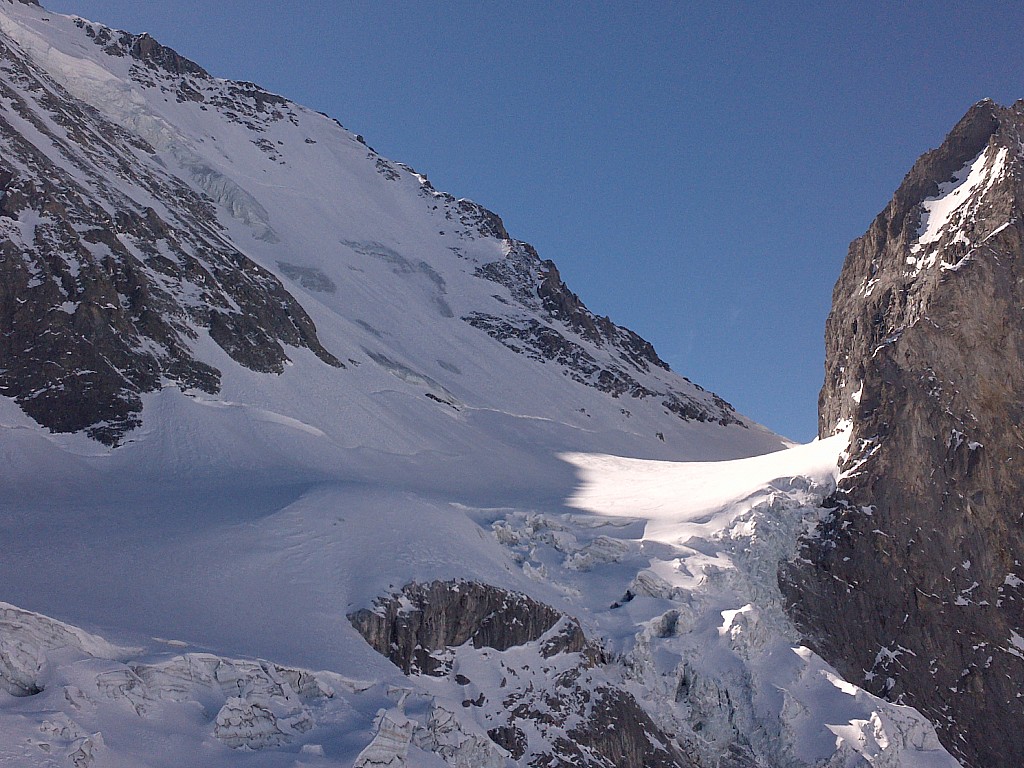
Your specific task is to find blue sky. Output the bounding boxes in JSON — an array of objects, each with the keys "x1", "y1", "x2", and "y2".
[{"x1": 46, "y1": 1, "x2": 1024, "y2": 440}]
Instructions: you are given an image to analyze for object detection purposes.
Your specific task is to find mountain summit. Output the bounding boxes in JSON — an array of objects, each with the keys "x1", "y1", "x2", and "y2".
[{"x1": 782, "y1": 98, "x2": 1024, "y2": 768}]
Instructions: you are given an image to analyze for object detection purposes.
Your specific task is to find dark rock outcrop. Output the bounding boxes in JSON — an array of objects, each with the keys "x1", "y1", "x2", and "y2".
[
  {"x1": 350, "y1": 581, "x2": 691, "y2": 768},
  {"x1": 781, "y1": 99, "x2": 1024, "y2": 768},
  {"x1": 348, "y1": 580, "x2": 594, "y2": 676}
]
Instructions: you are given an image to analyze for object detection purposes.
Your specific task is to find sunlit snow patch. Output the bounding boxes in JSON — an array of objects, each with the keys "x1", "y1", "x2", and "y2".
[
  {"x1": 911, "y1": 146, "x2": 1007, "y2": 260},
  {"x1": 562, "y1": 432, "x2": 848, "y2": 544}
]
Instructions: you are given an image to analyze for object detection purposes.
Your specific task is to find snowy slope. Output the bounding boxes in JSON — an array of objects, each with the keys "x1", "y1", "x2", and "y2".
[
  {"x1": 0, "y1": 2, "x2": 960, "y2": 766},
  {"x1": 0, "y1": 0, "x2": 771, "y2": 455},
  {"x1": 0, "y1": 429, "x2": 959, "y2": 767}
]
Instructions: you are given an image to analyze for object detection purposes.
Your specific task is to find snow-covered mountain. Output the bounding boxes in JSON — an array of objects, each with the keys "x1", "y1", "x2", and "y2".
[
  {"x1": 0, "y1": 2, "x2": 961, "y2": 766},
  {"x1": 0, "y1": 0, "x2": 749, "y2": 451}
]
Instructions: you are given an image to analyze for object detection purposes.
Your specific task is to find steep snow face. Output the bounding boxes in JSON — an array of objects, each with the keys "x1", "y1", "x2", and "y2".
[
  {"x1": 0, "y1": 0, "x2": 770, "y2": 455},
  {"x1": 0, "y1": 6, "x2": 343, "y2": 443}
]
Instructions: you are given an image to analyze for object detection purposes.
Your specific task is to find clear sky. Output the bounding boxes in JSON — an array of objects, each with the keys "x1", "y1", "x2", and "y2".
[{"x1": 44, "y1": 1, "x2": 1024, "y2": 441}]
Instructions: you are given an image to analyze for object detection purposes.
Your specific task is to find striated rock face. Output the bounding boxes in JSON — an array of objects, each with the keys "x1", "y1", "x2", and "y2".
[
  {"x1": 348, "y1": 579, "x2": 593, "y2": 676},
  {"x1": 468, "y1": 240, "x2": 743, "y2": 426},
  {"x1": 350, "y1": 580, "x2": 691, "y2": 768},
  {"x1": 781, "y1": 99, "x2": 1024, "y2": 768}
]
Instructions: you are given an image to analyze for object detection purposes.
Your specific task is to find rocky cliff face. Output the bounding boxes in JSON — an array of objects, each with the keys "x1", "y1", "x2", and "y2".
[{"x1": 781, "y1": 99, "x2": 1024, "y2": 768}]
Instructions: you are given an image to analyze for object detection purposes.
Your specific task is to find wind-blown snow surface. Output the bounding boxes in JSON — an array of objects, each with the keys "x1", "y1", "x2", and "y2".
[{"x1": 0, "y1": 2, "x2": 960, "y2": 766}]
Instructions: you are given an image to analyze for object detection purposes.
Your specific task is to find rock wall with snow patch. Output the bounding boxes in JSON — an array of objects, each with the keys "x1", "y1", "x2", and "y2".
[{"x1": 781, "y1": 98, "x2": 1024, "y2": 768}]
